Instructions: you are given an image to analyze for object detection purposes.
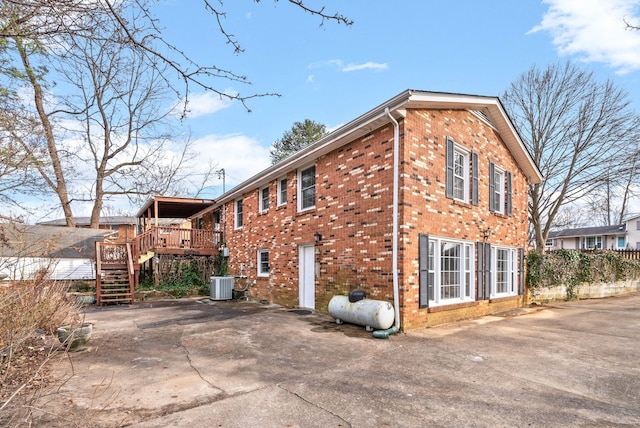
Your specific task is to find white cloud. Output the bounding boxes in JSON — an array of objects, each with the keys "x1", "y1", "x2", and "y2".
[
  {"x1": 190, "y1": 133, "x2": 271, "y2": 191},
  {"x1": 171, "y1": 90, "x2": 236, "y2": 119},
  {"x1": 342, "y1": 61, "x2": 389, "y2": 72},
  {"x1": 531, "y1": 0, "x2": 640, "y2": 74},
  {"x1": 308, "y1": 59, "x2": 388, "y2": 72}
]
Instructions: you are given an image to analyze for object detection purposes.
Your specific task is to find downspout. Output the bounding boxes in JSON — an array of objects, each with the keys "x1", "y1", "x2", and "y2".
[{"x1": 374, "y1": 107, "x2": 401, "y2": 339}]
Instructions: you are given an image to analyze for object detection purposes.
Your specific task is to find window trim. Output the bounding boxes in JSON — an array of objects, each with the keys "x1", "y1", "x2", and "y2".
[
  {"x1": 446, "y1": 137, "x2": 476, "y2": 204},
  {"x1": 234, "y1": 198, "x2": 243, "y2": 230},
  {"x1": 489, "y1": 162, "x2": 512, "y2": 216},
  {"x1": 583, "y1": 236, "x2": 602, "y2": 250},
  {"x1": 452, "y1": 147, "x2": 469, "y2": 202},
  {"x1": 277, "y1": 177, "x2": 287, "y2": 206},
  {"x1": 213, "y1": 209, "x2": 221, "y2": 231},
  {"x1": 491, "y1": 164, "x2": 505, "y2": 214},
  {"x1": 419, "y1": 234, "x2": 475, "y2": 307},
  {"x1": 298, "y1": 163, "x2": 316, "y2": 212},
  {"x1": 259, "y1": 186, "x2": 269, "y2": 213},
  {"x1": 257, "y1": 249, "x2": 270, "y2": 277},
  {"x1": 491, "y1": 246, "x2": 518, "y2": 298}
]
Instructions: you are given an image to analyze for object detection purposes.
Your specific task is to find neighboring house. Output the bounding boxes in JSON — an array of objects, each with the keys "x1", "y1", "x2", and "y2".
[
  {"x1": 623, "y1": 214, "x2": 640, "y2": 250},
  {"x1": 0, "y1": 224, "x2": 111, "y2": 281},
  {"x1": 545, "y1": 225, "x2": 627, "y2": 251},
  {"x1": 38, "y1": 216, "x2": 136, "y2": 244},
  {"x1": 193, "y1": 89, "x2": 543, "y2": 330}
]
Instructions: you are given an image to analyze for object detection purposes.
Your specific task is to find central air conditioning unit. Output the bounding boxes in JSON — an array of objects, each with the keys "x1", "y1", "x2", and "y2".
[{"x1": 210, "y1": 276, "x2": 234, "y2": 300}]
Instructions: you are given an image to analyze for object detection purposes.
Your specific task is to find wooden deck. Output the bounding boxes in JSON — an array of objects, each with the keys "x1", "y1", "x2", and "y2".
[
  {"x1": 133, "y1": 227, "x2": 222, "y2": 261},
  {"x1": 95, "y1": 227, "x2": 222, "y2": 304}
]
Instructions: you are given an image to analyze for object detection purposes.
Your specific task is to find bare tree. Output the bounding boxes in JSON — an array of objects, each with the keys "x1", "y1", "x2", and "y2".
[
  {"x1": 53, "y1": 13, "x2": 209, "y2": 228},
  {"x1": 0, "y1": 1, "x2": 352, "y2": 112},
  {"x1": 583, "y1": 151, "x2": 640, "y2": 226},
  {"x1": 0, "y1": 48, "x2": 49, "y2": 211},
  {"x1": 0, "y1": 1, "x2": 351, "y2": 225},
  {"x1": 502, "y1": 61, "x2": 640, "y2": 249}
]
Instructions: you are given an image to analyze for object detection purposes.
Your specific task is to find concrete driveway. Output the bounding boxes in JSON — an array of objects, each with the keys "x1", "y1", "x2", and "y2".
[{"x1": 42, "y1": 293, "x2": 640, "y2": 427}]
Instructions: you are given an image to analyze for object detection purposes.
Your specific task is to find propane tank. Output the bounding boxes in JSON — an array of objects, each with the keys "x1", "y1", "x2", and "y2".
[{"x1": 328, "y1": 295, "x2": 395, "y2": 331}]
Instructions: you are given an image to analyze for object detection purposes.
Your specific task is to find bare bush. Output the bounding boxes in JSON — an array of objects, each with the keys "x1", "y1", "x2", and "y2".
[{"x1": 0, "y1": 277, "x2": 82, "y2": 425}]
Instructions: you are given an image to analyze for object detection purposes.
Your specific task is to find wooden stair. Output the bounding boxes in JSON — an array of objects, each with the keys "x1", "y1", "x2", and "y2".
[
  {"x1": 96, "y1": 242, "x2": 135, "y2": 305},
  {"x1": 99, "y1": 268, "x2": 134, "y2": 304}
]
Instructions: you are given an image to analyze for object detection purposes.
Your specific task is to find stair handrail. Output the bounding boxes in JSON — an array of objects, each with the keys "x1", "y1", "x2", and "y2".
[
  {"x1": 133, "y1": 228, "x2": 156, "y2": 260},
  {"x1": 125, "y1": 242, "x2": 135, "y2": 302},
  {"x1": 95, "y1": 241, "x2": 103, "y2": 305}
]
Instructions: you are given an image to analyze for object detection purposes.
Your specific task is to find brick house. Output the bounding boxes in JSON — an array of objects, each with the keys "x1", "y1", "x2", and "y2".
[{"x1": 194, "y1": 90, "x2": 542, "y2": 330}]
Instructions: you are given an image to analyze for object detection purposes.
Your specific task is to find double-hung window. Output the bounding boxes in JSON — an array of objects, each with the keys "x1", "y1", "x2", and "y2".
[
  {"x1": 453, "y1": 149, "x2": 469, "y2": 201},
  {"x1": 489, "y1": 162, "x2": 512, "y2": 215},
  {"x1": 446, "y1": 137, "x2": 478, "y2": 205},
  {"x1": 298, "y1": 164, "x2": 316, "y2": 211},
  {"x1": 419, "y1": 235, "x2": 474, "y2": 307},
  {"x1": 257, "y1": 249, "x2": 270, "y2": 276},
  {"x1": 492, "y1": 246, "x2": 517, "y2": 297},
  {"x1": 234, "y1": 199, "x2": 243, "y2": 229},
  {"x1": 213, "y1": 209, "x2": 221, "y2": 231},
  {"x1": 491, "y1": 167, "x2": 504, "y2": 213},
  {"x1": 277, "y1": 177, "x2": 287, "y2": 206},
  {"x1": 259, "y1": 186, "x2": 269, "y2": 213}
]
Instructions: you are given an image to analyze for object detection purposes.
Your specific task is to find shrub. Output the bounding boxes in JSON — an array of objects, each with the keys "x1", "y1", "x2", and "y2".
[
  {"x1": 527, "y1": 250, "x2": 640, "y2": 300},
  {"x1": 152, "y1": 260, "x2": 207, "y2": 298},
  {"x1": 0, "y1": 278, "x2": 82, "y2": 424}
]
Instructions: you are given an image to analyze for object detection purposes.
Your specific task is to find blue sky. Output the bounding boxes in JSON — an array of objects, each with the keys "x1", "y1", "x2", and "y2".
[
  {"x1": 150, "y1": 0, "x2": 640, "y2": 200},
  {"x1": 26, "y1": 0, "x2": 640, "y2": 220}
]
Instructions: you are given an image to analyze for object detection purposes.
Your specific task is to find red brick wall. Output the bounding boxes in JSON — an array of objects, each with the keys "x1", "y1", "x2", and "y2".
[
  {"x1": 221, "y1": 108, "x2": 531, "y2": 329},
  {"x1": 222, "y1": 125, "x2": 396, "y2": 311},
  {"x1": 399, "y1": 109, "x2": 530, "y2": 330}
]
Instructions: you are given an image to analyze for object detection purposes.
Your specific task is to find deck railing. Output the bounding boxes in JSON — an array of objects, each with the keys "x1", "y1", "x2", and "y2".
[
  {"x1": 132, "y1": 226, "x2": 222, "y2": 261},
  {"x1": 97, "y1": 242, "x2": 129, "y2": 267}
]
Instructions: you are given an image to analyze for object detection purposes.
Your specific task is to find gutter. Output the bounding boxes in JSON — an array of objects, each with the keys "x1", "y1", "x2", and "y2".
[{"x1": 385, "y1": 107, "x2": 401, "y2": 332}]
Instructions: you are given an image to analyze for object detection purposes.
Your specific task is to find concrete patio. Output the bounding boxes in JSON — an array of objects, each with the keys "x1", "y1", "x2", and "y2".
[{"x1": 39, "y1": 293, "x2": 640, "y2": 427}]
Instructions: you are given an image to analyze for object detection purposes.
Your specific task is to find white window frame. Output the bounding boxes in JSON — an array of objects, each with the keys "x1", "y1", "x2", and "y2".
[
  {"x1": 277, "y1": 177, "x2": 287, "y2": 206},
  {"x1": 452, "y1": 147, "x2": 470, "y2": 203},
  {"x1": 234, "y1": 199, "x2": 243, "y2": 230},
  {"x1": 257, "y1": 249, "x2": 270, "y2": 277},
  {"x1": 259, "y1": 186, "x2": 269, "y2": 213},
  {"x1": 617, "y1": 236, "x2": 626, "y2": 249},
  {"x1": 492, "y1": 167, "x2": 505, "y2": 213},
  {"x1": 492, "y1": 246, "x2": 517, "y2": 298},
  {"x1": 427, "y1": 236, "x2": 474, "y2": 306},
  {"x1": 298, "y1": 164, "x2": 316, "y2": 212},
  {"x1": 583, "y1": 236, "x2": 602, "y2": 250},
  {"x1": 213, "y1": 209, "x2": 221, "y2": 231}
]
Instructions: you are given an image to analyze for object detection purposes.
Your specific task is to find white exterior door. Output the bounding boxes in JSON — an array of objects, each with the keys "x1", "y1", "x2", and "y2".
[{"x1": 298, "y1": 245, "x2": 315, "y2": 309}]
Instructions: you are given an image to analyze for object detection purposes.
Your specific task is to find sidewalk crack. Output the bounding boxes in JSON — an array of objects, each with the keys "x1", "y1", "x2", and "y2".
[{"x1": 277, "y1": 384, "x2": 352, "y2": 427}]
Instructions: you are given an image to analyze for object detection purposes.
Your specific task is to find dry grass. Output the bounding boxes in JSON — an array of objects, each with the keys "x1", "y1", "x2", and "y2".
[{"x1": 0, "y1": 278, "x2": 82, "y2": 426}]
